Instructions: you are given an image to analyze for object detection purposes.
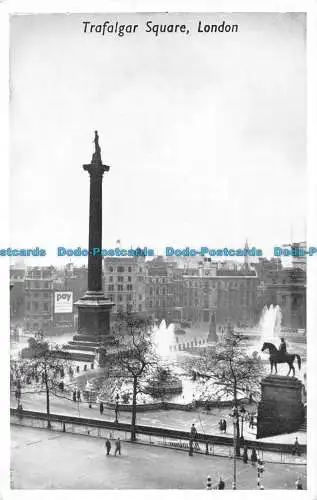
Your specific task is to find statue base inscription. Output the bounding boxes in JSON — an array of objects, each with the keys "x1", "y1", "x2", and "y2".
[{"x1": 256, "y1": 375, "x2": 304, "y2": 439}]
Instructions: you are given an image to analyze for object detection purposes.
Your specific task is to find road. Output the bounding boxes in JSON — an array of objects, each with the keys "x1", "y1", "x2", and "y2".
[{"x1": 11, "y1": 425, "x2": 306, "y2": 490}]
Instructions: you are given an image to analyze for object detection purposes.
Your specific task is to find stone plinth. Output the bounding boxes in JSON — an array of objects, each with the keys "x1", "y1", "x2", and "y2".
[
  {"x1": 75, "y1": 291, "x2": 114, "y2": 338},
  {"x1": 257, "y1": 375, "x2": 304, "y2": 439}
]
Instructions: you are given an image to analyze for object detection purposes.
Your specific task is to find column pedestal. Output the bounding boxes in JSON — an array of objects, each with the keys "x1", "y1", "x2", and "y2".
[
  {"x1": 256, "y1": 375, "x2": 304, "y2": 438},
  {"x1": 75, "y1": 291, "x2": 114, "y2": 340}
]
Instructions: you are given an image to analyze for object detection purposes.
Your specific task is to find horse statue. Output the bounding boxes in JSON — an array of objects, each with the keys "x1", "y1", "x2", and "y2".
[{"x1": 261, "y1": 342, "x2": 301, "y2": 376}]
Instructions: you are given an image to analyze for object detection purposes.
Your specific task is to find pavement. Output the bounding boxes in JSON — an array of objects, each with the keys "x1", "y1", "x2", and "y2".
[
  {"x1": 11, "y1": 425, "x2": 306, "y2": 490},
  {"x1": 12, "y1": 390, "x2": 307, "y2": 447}
]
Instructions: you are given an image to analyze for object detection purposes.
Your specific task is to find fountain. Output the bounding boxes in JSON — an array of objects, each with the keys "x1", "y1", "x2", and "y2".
[
  {"x1": 258, "y1": 305, "x2": 282, "y2": 342},
  {"x1": 146, "y1": 320, "x2": 183, "y2": 397},
  {"x1": 151, "y1": 320, "x2": 176, "y2": 359}
]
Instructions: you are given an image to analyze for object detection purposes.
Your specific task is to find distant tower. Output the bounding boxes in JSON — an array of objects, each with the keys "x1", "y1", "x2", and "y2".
[{"x1": 244, "y1": 239, "x2": 249, "y2": 269}]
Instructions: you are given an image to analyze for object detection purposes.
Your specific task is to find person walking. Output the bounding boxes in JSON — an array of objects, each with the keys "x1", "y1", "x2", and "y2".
[
  {"x1": 114, "y1": 437, "x2": 121, "y2": 456},
  {"x1": 190, "y1": 423, "x2": 197, "y2": 439},
  {"x1": 243, "y1": 444, "x2": 248, "y2": 464},
  {"x1": 251, "y1": 448, "x2": 257, "y2": 465},
  {"x1": 295, "y1": 476, "x2": 303, "y2": 490},
  {"x1": 218, "y1": 477, "x2": 225, "y2": 489},
  {"x1": 100, "y1": 402, "x2": 104, "y2": 416},
  {"x1": 222, "y1": 419, "x2": 227, "y2": 433},
  {"x1": 292, "y1": 437, "x2": 300, "y2": 456},
  {"x1": 105, "y1": 438, "x2": 111, "y2": 456},
  {"x1": 249, "y1": 414, "x2": 254, "y2": 429}
]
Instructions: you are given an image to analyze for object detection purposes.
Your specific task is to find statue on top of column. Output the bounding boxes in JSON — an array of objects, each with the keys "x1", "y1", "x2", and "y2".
[{"x1": 92, "y1": 130, "x2": 102, "y2": 163}]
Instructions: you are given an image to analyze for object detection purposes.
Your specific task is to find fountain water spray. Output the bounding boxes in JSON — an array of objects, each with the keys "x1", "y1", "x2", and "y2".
[{"x1": 152, "y1": 320, "x2": 175, "y2": 360}]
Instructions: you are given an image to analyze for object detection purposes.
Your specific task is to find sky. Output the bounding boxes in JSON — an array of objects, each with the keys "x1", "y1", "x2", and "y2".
[{"x1": 9, "y1": 13, "x2": 306, "y2": 265}]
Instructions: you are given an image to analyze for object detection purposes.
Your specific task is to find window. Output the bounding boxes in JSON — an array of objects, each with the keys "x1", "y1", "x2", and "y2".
[
  {"x1": 138, "y1": 304, "x2": 142, "y2": 312},
  {"x1": 163, "y1": 288, "x2": 166, "y2": 295},
  {"x1": 128, "y1": 294, "x2": 132, "y2": 301},
  {"x1": 128, "y1": 276, "x2": 132, "y2": 282},
  {"x1": 117, "y1": 276, "x2": 124, "y2": 282},
  {"x1": 127, "y1": 284, "x2": 133, "y2": 291},
  {"x1": 43, "y1": 302, "x2": 49, "y2": 311},
  {"x1": 108, "y1": 285, "x2": 114, "y2": 291},
  {"x1": 128, "y1": 266, "x2": 132, "y2": 272},
  {"x1": 149, "y1": 301, "x2": 153, "y2": 308},
  {"x1": 109, "y1": 276, "x2": 113, "y2": 282},
  {"x1": 33, "y1": 302, "x2": 39, "y2": 311},
  {"x1": 149, "y1": 288, "x2": 153, "y2": 296},
  {"x1": 138, "y1": 294, "x2": 142, "y2": 301},
  {"x1": 118, "y1": 295, "x2": 123, "y2": 302},
  {"x1": 118, "y1": 285, "x2": 123, "y2": 291},
  {"x1": 117, "y1": 266, "x2": 125, "y2": 273},
  {"x1": 44, "y1": 292, "x2": 49, "y2": 298},
  {"x1": 109, "y1": 267, "x2": 113, "y2": 273}
]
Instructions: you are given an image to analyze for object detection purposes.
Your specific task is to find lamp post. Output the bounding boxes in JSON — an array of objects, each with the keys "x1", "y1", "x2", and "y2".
[
  {"x1": 239, "y1": 405, "x2": 246, "y2": 442},
  {"x1": 114, "y1": 393, "x2": 120, "y2": 423},
  {"x1": 230, "y1": 406, "x2": 238, "y2": 490}
]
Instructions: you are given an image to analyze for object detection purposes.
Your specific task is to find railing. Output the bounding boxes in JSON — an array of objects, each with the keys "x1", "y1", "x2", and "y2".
[{"x1": 10, "y1": 408, "x2": 306, "y2": 465}]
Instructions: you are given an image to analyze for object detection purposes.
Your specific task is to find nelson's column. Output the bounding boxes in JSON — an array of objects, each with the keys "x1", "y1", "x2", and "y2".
[{"x1": 74, "y1": 131, "x2": 114, "y2": 346}]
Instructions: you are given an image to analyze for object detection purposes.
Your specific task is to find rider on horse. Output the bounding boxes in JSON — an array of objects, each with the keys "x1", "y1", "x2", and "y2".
[{"x1": 278, "y1": 337, "x2": 287, "y2": 356}]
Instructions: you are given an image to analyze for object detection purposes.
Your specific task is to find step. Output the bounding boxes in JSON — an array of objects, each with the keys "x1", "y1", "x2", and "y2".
[
  {"x1": 67, "y1": 344, "x2": 98, "y2": 353},
  {"x1": 62, "y1": 350, "x2": 96, "y2": 362}
]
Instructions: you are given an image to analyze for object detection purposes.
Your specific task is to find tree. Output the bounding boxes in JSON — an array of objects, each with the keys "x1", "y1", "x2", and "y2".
[
  {"x1": 101, "y1": 311, "x2": 159, "y2": 441},
  {"x1": 187, "y1": 333, "x2": 265, "y2": 454},
  {"x1": 12, "y1": 337, "x2": 71, "y2": 429}
]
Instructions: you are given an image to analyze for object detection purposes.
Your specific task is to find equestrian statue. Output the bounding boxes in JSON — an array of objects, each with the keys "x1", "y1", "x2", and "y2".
[{"x1": 261, "y1": 337, "x2": 301, "y2": 376}]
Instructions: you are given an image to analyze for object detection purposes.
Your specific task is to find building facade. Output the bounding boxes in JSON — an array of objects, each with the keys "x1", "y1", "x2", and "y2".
[
  {"x1": 145, "y1": 257, "x2": 175, "y2": 322},
  {"x1": 24, "y1": 266, "x2": 55, "y2": 332},
  {"x1": 10, "y1": 266, "x2": 26, "y2": 324},
  {"x1": 104, "y1": 256, "x2": 146, "y2": 315}
]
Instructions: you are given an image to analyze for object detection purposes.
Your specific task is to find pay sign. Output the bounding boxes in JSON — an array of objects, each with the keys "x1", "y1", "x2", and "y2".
[{"x1": 54, "y1": 291, "x2": 73, "y2": 314}]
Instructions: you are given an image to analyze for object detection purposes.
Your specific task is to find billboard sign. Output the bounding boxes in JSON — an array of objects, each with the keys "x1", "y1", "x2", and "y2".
[{"x1": 54, "y1": 291, "x2": 73, "y2": 314}]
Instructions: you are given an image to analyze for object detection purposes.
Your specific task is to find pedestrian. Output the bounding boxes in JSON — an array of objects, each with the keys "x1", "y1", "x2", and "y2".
[
  {"x1": 100, "y1": 402, "x2": 104, "y2": 416},
  {"x1": 72, "y1": 390, "x2": 77, "y2": 402},
  {"x1": 222, "y1": 419, "x2": 227, "y2": 433},
  {"x1": 249, "y1": 415, "x2": 254, "y2": 429},
  {"x1": 292, "y1": 437, "x2": 300, "y2": 456},
  {"x1": 190, "y1": 423, "x2": 197, "y2": 439},
  {"x1": 295, "y1": 477, "x2": 303, "y2": 490},
  {"x1": 218, "y1": 419, "x2": 223, "y2": 432},
  {"x1": 114, "y1": 437, "x2": 121, "y2": 456},
  {"x1": 105, "y1": 438, "x2": 111, "y2": 456},
  {"x1": 77, "y1": 390, "x2": 81, "y2": 402},
  {"x1": 243, "y1": 444, "x2": 248, "y2": 464},
  {"x1": 251, "y1": 448, "x2": 257, "y2": 465},
  {"x1": 218, "y1": 477, "x2": 225, "y2": 489}
]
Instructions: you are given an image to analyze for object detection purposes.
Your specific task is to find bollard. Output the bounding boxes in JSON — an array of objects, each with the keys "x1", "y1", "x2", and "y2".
[{"x1": 206, "y1": 476, "x2": 212, "y2": 490}]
